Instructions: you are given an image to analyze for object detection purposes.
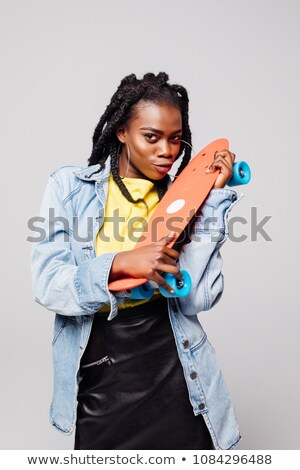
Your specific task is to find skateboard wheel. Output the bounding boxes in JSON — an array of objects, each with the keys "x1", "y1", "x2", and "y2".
[
  {"x1": 159, "y1": 269, "x2": 192, "y2": 298},
  {"x1": 227, "y1": 161, "x2": 251, "y2": 186},
  {"x1": 129, "y1": 282, "x2": 155, "y2": 300}
]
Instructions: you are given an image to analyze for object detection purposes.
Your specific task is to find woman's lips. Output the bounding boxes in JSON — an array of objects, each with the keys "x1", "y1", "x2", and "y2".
[{"x1": 152, "y1": 164, "x2": 172, "y2": 173}]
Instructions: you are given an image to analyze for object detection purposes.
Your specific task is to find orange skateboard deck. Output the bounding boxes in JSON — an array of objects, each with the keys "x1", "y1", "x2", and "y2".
[{"x1": 108, "y1": 138, "x2": 232, "y2": 293}]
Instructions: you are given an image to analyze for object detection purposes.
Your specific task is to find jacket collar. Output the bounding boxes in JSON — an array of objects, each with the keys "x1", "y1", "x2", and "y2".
[{"x1": 73, "y1": 157, "x2": 112, "y2": 182}]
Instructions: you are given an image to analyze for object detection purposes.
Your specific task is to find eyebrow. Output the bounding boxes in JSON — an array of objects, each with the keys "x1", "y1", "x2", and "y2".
[{"x1": 139, "y1": 126, "x2": 182, "y2": 135}]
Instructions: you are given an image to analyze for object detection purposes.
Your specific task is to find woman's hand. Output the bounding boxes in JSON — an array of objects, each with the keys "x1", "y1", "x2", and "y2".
[
  {"x1": 206, "y1": 149, "x2": 236, "y2": 189},
  {"x1": 109, "y1": 232, "x2": 182, "y2": 294}
]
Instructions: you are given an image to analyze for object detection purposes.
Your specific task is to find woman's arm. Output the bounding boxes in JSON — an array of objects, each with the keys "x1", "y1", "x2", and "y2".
[
  {"x1": 176, "y1": 188, "x2": 243, "y2": 316},
  {"x1": 30, "y1": 174, "x2": 126, "y2": 317}
]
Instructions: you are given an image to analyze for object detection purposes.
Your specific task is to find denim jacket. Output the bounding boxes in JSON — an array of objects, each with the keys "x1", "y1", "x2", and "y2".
[{"x1": 30, "y1": 157, "x2": 242, "y2": 450}]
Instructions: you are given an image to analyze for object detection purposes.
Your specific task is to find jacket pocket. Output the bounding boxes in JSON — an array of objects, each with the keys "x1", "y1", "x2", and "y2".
[
  {"x1": 52, "y1": 317, "x2": 67, "y2": 346},
  {"x1": 52, "y1": 315, "x2": 82, "y2": 346},
  {"x1": 190, "y1": 333, "x2": 208, "y2": 354}
]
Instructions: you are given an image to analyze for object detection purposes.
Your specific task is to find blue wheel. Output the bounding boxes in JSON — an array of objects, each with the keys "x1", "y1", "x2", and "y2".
[
  {"x1": 227, "y1": 161, "x2": 251, "y2": 186},
  {"x1": 159, "y1": 269, "x2": 192, "y2": 298},
  {"x1": 129, "y1": 282, "x2": 155, "y2": 300}
]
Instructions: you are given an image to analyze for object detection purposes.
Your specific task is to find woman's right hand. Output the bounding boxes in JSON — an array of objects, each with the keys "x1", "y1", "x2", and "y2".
[{"x1": 109, "y1": 232, "x2": 182, "y2": 294}]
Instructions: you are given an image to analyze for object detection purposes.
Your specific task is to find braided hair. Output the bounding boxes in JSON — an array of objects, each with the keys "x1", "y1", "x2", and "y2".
[{"x1": 87, "y1": 72, "x2": 192, "y2": 204}]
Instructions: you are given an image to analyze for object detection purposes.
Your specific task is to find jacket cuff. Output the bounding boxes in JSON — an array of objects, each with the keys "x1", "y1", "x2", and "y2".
[
  {"x1": 75, "y1": 252, "x2": 128, "y2": 314},
  {"x1": 192, "y1": 189, "x2": 244, "y2": 236}
]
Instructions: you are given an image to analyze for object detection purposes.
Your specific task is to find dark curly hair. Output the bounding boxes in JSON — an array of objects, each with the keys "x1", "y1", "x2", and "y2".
[{"x1": 87, "y1": 72, "x2": 192, "y2": 204}]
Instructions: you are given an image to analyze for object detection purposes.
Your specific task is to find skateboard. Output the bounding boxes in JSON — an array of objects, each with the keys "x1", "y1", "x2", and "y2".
[{"x1": 108, "y1": 138, "x2": 251, "y2": 299}]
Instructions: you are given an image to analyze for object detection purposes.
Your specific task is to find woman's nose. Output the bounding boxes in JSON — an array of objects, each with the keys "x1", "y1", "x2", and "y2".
[{"x1": 158, "y1": 141, "x2": 172, "y2": 157}]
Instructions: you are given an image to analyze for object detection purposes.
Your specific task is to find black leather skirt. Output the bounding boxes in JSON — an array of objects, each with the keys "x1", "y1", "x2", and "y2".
[{"x1": 74, "y1": 296, "x2": 213, "y2": 450}]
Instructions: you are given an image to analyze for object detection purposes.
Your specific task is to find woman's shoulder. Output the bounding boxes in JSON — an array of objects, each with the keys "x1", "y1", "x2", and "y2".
[{"x1": 49, "y1": 164, "x2": 102, "y2": 189}]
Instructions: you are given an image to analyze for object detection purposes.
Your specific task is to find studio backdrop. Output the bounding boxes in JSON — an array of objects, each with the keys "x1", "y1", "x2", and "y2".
[{"x1": 0, "y1": 0, "x2": 299, "y2": 450}]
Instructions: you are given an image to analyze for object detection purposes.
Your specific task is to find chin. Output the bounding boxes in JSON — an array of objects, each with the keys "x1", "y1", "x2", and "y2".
[{"x1": 148, "y1": 173, "x2": 168, "y2": 182}]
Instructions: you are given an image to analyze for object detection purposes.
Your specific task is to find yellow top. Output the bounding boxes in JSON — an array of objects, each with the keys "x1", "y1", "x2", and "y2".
[{"x1": 96, "y1": 172, "x2": 161, "y2": 312}]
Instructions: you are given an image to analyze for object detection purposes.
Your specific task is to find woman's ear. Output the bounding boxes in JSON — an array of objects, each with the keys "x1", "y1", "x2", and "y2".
[{"x1": 116, "y1": 126, "x2": 126, "y2": 144}]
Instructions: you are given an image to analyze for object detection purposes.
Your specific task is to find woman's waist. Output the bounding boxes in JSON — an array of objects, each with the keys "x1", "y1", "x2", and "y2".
[
  {"x1": 97, "y1": 290, "x2": 164, "y2": 314},
  {"x1": 96, "y1": 294, "x2": 168, "y2": 323}
]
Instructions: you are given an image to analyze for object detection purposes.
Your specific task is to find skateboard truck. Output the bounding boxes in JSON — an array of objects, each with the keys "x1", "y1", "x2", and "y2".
[{"x1": 129, "y1": 269, "x2": 192, "y2": 300}]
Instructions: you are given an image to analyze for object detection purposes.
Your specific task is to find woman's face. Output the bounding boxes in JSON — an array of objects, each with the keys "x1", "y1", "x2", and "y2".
[{"x1": 116, "y1": 101, "x2": 182, "y2": 180}]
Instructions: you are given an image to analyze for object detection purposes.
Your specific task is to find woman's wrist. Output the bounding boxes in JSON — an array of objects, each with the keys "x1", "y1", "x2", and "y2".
[{"x1": 109, "y1": 252, "x2": 127, "y2": 282}]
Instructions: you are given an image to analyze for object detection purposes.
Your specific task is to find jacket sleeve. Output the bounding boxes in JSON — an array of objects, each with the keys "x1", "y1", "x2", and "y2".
[
  {"x1": 176, "y1": 188, "x2": 243, "y2": 316},
  {"x1": 30, "y1": 174, "x2": 127, "y2": 317}
]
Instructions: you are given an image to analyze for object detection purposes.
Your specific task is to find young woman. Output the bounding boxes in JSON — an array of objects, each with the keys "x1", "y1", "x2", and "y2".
[{"x1": 31, "y1": 72, "x2": 242, "y2": 450}]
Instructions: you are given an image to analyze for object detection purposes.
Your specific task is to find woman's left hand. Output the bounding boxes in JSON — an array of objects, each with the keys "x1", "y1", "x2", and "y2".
[{"x1": 206, "y1": 149, "x2": 236, "y2": 189}]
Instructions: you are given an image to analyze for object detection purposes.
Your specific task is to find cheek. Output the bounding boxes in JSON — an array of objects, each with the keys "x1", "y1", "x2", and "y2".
[{"x1": 131, "y1": 137, "x2": 151, "y2": 154}]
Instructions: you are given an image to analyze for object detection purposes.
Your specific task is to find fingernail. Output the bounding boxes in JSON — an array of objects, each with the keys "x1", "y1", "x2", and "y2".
[{"x1": 170, "y1": 289, "x2": 175, "y2": 294}]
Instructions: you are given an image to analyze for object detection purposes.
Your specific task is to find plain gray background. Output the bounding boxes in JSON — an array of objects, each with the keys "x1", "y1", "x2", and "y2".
[{"x1": 0, "y1": 0, "x2": 299, "y2": 450}]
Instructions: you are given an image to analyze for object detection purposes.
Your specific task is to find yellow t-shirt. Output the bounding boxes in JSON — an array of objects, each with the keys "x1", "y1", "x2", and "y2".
[{"x1": 96, "y1": 172, "x2": 162, "y2": 312}]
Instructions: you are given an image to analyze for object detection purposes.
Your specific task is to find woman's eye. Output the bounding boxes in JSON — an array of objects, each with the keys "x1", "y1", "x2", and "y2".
[
  {"x1": 145, "y1": 134, "x2": 157, "y2": 141},
  {"x1": 144, "y1": 134, "x2": 181, "y2": 143}
]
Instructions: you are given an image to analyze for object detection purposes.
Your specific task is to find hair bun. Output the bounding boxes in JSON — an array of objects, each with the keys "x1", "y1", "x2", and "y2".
[
  {"x1": 156, "y1": 72, "x2": 169, "y2": 85},
  {"x1": 143, "y1": 73, "x2": 155, "y2": 81},
  {"x1": 119, "y1": 74, "x2": 137, "y2": 88},
  {"x1": 143, "y1": 72, "x2": 169, "y2": 86}
]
